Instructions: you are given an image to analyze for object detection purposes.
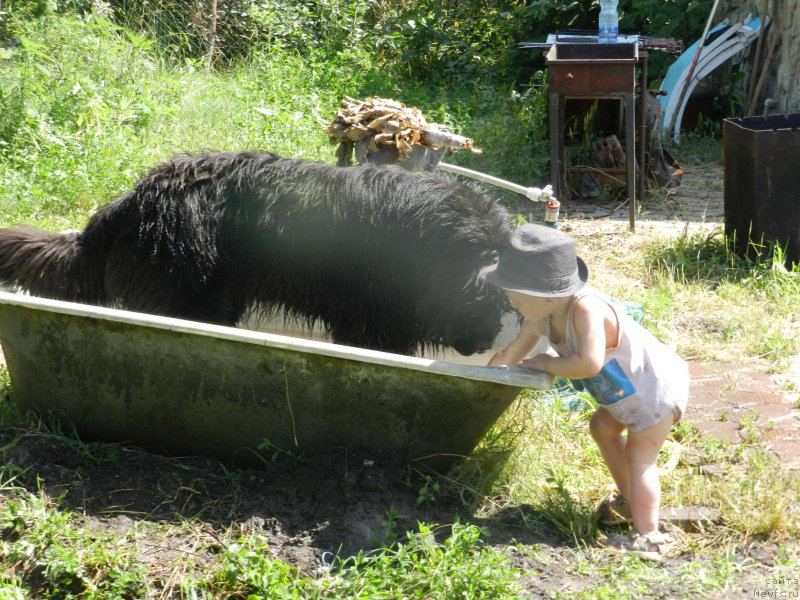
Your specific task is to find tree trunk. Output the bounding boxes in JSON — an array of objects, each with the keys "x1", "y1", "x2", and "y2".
[{"x1": 723, "y1": 0, "x2": 800, "y2": 114}]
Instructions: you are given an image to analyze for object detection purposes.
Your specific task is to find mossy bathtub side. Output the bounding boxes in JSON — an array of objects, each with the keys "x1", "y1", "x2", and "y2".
[{"x1": 0, "y1": 291, "x2": 552, "y2": 467}]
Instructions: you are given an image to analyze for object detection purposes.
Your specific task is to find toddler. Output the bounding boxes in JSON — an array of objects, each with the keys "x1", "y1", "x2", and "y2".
[{"x1": 481, "y1": 224, "x2": 689, "y2": 560}]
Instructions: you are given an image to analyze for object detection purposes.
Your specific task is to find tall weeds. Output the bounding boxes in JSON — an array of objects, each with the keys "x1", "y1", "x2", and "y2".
[{"x1": 0, "y1": 10, "x2": 552, "y2": 230}]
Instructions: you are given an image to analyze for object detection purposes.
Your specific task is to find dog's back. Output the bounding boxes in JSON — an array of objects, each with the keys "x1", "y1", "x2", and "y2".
[{"x1": 0, "y1": 151, "x2": 511, "y2": 355}]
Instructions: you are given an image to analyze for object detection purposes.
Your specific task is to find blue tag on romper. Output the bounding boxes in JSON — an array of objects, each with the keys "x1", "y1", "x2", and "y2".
[{"x1": 578, "y1": 358, "x2": 636, "y2": 405}]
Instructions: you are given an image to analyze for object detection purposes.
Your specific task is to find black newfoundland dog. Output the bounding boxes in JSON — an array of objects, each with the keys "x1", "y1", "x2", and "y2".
[{"x1": 0, "y1": 152, "x2": 513, "y2": 356}]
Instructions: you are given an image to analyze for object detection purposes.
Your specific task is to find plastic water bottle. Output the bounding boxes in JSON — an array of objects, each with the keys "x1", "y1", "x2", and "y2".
[{"x1": 598, "y1": 0, "x2": 619, "y2": 43}]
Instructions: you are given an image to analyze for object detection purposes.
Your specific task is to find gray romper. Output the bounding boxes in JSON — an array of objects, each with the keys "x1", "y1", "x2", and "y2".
[{"x1": 545, "y1": 288, "x2": 690, "y2": 432}]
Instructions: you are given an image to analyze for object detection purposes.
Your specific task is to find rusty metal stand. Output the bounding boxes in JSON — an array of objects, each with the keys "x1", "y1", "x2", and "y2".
[{"x1": 547, "y1": 46, "x2": 647, "y2": 231}]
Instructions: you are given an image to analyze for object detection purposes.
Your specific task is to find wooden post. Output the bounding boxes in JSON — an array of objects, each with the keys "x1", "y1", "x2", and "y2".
[
  {"x1": 749, "y1": 30, "x2": 781, "y2": 117},
  {"x1": 745, "y1": 0, "x2": 769, "y2": 115},
  {"x1": 207, "y1": 0, "x2": 218, "y2": 69}
]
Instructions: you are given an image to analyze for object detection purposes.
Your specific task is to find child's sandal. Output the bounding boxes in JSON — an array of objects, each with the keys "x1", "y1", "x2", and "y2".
[
  {"x1": 606, "y1": 531, "x2": 674, "y2": 561},
  {"x1": 597, "y1": 493, "x2": 632, "y2": 525}
]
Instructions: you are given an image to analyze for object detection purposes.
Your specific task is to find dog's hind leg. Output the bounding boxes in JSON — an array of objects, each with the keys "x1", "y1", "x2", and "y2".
[
  {"x1": 113, "y1": 266, "x2": 249, "y2": 327},
  {"x1": 183, "y1": 270, "x2": 251, "y2": 326}
]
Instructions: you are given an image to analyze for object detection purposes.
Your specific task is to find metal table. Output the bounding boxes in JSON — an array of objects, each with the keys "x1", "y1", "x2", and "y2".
[{"x1": 546, "y1": 40, "x2": 646, "y2": 230}]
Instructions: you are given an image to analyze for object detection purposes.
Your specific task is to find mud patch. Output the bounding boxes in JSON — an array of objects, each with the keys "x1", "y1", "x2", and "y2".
[
  {"x1": 0, "y1": 428, "x2": 568, "y2": 576},
  {"x1": 2, "y1": 426, "x2": 791, "y2": 598}
]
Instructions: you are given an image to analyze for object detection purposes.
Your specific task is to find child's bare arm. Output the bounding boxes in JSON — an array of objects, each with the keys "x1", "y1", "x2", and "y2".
[
  {"x1": 487, "y1": 318, "x2": 544, "y2": 366},
  {"x1": 524, "y1": 298, "x2": 608, "y2": 378}
]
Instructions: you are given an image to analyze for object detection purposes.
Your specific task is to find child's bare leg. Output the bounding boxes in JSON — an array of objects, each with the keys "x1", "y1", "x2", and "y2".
[
  {"x1": 624, "y1": 412, "x2": 675, "y2": 534},
  {"x1": 590, "y1": 408, "x2": 629, "y2": 500}
]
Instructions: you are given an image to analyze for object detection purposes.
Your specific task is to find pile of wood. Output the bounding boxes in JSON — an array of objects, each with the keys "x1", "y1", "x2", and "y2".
[{"x1": 326, "y1": 96, "x2": 480, "y2": 167}]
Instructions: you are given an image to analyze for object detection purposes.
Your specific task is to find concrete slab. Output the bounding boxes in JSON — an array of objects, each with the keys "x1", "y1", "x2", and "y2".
[{"x1": 659, "y1": 506, "x2": 723, "y2": 532}]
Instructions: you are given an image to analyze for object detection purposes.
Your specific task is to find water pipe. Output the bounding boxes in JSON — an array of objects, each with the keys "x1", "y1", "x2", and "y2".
[{"x1": 437, "y1": 162, "x2": 553, "y2": 202}]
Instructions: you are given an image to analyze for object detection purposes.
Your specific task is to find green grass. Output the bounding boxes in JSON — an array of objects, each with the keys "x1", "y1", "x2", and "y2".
[
  {"x1": 570, "y1": 224, "x2": 800, "y2": 367},
  {"x1": 0, "y1": 484, "x2": 149, "y2": 598},
  {"x1": 0, "y1": 484, "x2": 524, "y2": 598},
  {"x1": 488, "y1": 391, "x2": 800, "y2": 540},
  {"x1": 1, "y1": 359, "x2": 799, "y2": 597},
  {"x1": 641, "y1": 228, "x2": 800, "y2": 366},
  {"x1": 197, "y1": 521, "x2": 523, "y2": 598}
]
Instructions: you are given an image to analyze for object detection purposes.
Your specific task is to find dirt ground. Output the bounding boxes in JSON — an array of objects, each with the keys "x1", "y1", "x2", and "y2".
[
  {"x1": 560, "y1": 159, "x2": 725, "y2": 233},
  {"x1": 0, "y1": 161, "x2": 795, "y2": 597}
]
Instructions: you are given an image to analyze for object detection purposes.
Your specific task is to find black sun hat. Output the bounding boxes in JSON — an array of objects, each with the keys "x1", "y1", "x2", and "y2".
[{"x1": 480, "y1": 224, "x2": 588, "y2": 297}]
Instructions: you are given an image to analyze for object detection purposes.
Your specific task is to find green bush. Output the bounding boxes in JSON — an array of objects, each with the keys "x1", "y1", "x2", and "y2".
[
  {"x1": 0, "y1": 0, "x2": 49, "y2": 40},
  {"x1": 3, "y1": 1, "x2": 717, "y2": 83},
  {"x1": 0, "y1": 8, "x2": 557, "y2": 228}
]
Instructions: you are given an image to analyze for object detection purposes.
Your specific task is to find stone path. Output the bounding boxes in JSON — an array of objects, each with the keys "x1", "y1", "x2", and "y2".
[{"x1": 687, "y1": 359, "x2": 800, "y2": 467}]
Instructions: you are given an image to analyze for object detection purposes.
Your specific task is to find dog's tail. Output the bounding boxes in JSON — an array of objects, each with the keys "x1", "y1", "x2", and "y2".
[{"x1": 0, "y1": 226, "x2": 105, "y2": 304}]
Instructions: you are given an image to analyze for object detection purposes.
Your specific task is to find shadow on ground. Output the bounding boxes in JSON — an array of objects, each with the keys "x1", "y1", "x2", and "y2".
[{"x1": 0, "y1": 427, "x2": 568, "y2": 575}]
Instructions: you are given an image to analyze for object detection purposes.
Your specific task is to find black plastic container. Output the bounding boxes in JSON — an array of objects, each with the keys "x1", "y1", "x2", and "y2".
[{"x1": 724, "y1": 114, "x2": 800, "y2": 264}]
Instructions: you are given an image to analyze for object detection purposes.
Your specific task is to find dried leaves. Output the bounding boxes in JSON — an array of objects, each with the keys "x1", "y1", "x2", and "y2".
[{"x1": 326, "y1": 96, "x2": 480, "y2": 166}]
